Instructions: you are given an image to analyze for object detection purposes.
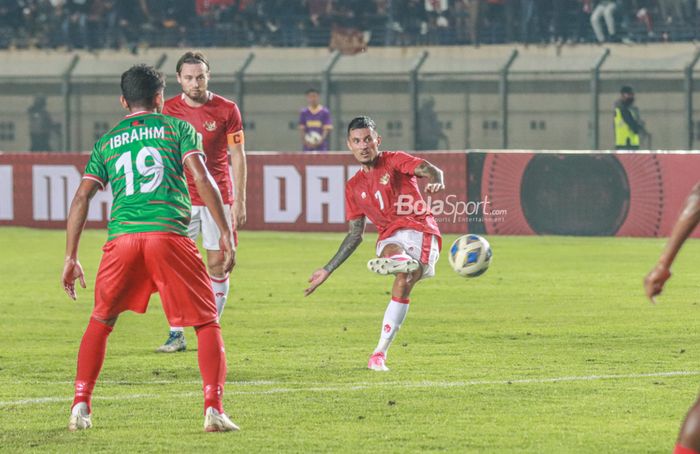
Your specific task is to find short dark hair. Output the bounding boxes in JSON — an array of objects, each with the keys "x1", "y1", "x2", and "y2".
[
  {"x1": 620, "y1": 85, "x2": 634, "y2": 95},
  {"x1": 120, "y1": 64, "x2": 165, "y2": 109},
  {"x1": 306, "y1": 88, "x2": 319, "y2": 95},
  {"x1": 176, "y1": 51, "x2": 210, "y2": 74},
  {"x1": 347, "y1": 116, "x2": 376, "y2": 136}
]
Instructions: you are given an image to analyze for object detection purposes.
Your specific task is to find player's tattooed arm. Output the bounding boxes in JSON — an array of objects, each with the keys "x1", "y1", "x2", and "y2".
[
  {"x1": 414, "y1": 160, "x2": 445, "y2": 193},
  {"x1": 305, "y1": 217, "x2": 366, "y2": 296},
  {"x1": 323, "y1": 217, "x2": 366, "y2": 274}
]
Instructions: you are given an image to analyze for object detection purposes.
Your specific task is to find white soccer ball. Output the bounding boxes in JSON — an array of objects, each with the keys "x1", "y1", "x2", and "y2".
[
  {"x1": 448, "y1": 234, "x2": 492, "y2": 278},
  {"x1": 305, "y1": 131, "x2": 323, "y2": 145}
]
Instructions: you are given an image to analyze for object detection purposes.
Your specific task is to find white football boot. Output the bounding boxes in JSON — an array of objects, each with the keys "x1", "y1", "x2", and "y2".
[
  {"x1": 368, "y1": 256, "x2": 420, "y2": 275},
  {"x1": 367, "y1": 352, "x2": 390, "y2": 372},
  {"x1": 204, "y1": 407, "x2": 240, "y2": 432},
  {"x1": 67, "y1": 402, "x2": 92, "y2": 431}
]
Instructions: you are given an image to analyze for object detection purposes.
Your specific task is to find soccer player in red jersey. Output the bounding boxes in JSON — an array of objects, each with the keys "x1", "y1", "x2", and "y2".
[
  {"x1": 62, "y1": 65, "x2": 239, "y2": 431},
  {"x1": 305, "y1": 116, "x2": 445, "y2": 371},
  {"x1": 157, "y1": 51, "x2": 247, "y2": 353},
  {"x1": 645, "y1": 183, "x2": 700, "y2": 454}
]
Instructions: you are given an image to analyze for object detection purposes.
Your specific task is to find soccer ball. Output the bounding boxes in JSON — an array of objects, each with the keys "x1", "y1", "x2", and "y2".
[
  {"x1": 448, "y1": 234, "x2": 492, "y2": 277},
  {"x1": 305, "y1": 131, "x2": 323, "y2": 146}
]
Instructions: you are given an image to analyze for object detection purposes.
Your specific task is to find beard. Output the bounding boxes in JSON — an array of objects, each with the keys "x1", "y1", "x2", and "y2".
[{"x1": 185, "y1": 88, "x2": 207, "y2": 104}]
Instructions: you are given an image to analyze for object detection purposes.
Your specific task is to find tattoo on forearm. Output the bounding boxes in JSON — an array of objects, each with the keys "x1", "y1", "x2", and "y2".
[
  {"x1": 415, "y1": 161, "x2": 444, "y2": 185},
  {"x1": 324, "y1": 217, "x2": 366, "y2": 273}
]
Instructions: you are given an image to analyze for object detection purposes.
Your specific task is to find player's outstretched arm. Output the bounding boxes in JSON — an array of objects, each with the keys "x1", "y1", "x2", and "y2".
[
  {"x1": 305, "y1": 217, "x2": 366, "y2": 296},
  {"x1": 644, "y1": 182, "x2": 700, "y2": 303},
  {"x1": 63, "y1": 179, "x2": 100, "y2": 300},
  {"x1": 185, "y1": 154, "x2": 235, "y2": 274},
  {"x1": 414, "y1": 160, "x2": 445, "y2": 193}
]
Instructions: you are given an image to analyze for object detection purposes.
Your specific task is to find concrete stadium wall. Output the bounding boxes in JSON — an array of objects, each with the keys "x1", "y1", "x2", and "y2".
[{"x1": 0, "y1": 44, "x2": 699, "y2": 153}]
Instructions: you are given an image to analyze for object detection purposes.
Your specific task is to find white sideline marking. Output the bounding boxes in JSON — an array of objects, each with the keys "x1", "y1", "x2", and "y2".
[
  {"x1": 2, "y1": 370, "x2": 699, "y2": 407},
  {"x1": 22, "y1": 379, "x2": 281, "y2": 386}
]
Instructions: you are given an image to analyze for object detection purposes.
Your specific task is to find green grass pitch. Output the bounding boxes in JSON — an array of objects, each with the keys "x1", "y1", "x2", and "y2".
[{"x1": 2, "y1": 227, "x2": 700, "y2": 452}]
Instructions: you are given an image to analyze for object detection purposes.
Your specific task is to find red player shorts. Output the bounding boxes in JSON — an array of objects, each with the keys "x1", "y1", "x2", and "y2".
[{"x1": 92, "y1": 232, "x2": 217, "y2": 327}]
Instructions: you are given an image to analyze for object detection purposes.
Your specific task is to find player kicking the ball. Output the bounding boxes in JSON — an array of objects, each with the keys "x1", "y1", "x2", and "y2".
[
  {"x1": 645, "y1": 182, "x2": 700, "y2": 454},
  {"x1": 157, "y1": 51, "x2": 247, "y2": 353},
  {"x1": 62, "y1": 65, "x2": 238, "y2": 432},
  {"x1": 305, "y1": 115, "x2": 444, "y2": 371}
]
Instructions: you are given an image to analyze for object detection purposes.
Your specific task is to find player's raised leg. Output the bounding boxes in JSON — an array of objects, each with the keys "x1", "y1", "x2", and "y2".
[
  {"x1": 368, "y1": 243, "x2": 423, "y2": 372},
  {"x1": 367, "y1": 253, "x2": 420, "y2": 275}
]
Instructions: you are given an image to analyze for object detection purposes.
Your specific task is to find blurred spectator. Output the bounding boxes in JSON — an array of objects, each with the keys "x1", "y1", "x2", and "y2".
[
  {"x1": 521, "y1": 0, "x2": 545, "y2": 44},
  {"x1": 111, "y1": 0, "x2": 147, "y2": 52},
  {"x1": 467, "y1": 0, "x2": 483, "y2": 45},
  {"x1": 417, "y1": 97, "x2": 449, "y2": 150},
  {"x1": 307, "y1": 0, "x2": 332, "y2": 46},
  {"x1": 452, "y1": 0, "x2": 470, "y2": 44},
  {"x1": 590, "y1": 0, "x2": 618, "y2": 42},
  {"x1": 658, "y1": 0, "x2": 694, "y2": 24},
  {"x1": 394, "y1": 0, "x2": 427, "y2": 45},
  {"x1": 28, "y1": 95, "x2": 55, "y2": 152},
  {"x1": 633, "y1": 1, "x2": 655, "y2": 39},
  {"x1": 552, "y1": 0, "x2": 577, "y2": 43},
  {"x1": 1, "y1": 0, "x2": 700, "y2": 50}
]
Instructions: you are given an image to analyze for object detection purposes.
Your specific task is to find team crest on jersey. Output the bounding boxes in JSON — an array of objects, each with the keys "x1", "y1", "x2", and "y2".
[
  {"x1": 379, "y1": 173, "x2": 390, "y2": 185},
  {"x1": 203, "y1": 120, "x2": 217, "y2": 132}
]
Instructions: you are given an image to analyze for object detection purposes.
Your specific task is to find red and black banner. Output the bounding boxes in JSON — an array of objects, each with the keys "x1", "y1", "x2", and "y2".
[{"x1": 468, "y1": 151, "x2": 697, "y2": 237}]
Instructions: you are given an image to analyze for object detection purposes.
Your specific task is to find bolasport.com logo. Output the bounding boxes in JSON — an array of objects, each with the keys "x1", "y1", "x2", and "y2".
[{"x1": 394, "y1": 194, "x2": 507, "y2": 224}]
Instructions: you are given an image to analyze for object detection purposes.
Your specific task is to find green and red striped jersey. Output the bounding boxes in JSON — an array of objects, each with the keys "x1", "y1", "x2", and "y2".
[{"x1": 83, "y1": 111, "x2": 204, "y2": 241}]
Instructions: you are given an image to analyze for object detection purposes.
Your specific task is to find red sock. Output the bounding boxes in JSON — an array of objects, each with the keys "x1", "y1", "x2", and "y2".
[
  {"x1": 675, "y1": 444, "x2": 700, "y2": 454},
  {"x1": 72, "y1": 318, "x2": 113, "y2": 413},
  {"x1": 195, "y1": 322, "x2": 227, "y2": 414}
]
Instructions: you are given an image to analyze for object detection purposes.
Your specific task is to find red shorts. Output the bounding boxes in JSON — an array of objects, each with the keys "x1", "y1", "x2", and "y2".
[{"x1": 93, "y1": 232, "x2": 217, "y2": 327}]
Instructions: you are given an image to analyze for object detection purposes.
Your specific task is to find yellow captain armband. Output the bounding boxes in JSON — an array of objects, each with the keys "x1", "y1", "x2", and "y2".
[{"x1": 227, "y1": 130, "x2": 245, "y2": 146}]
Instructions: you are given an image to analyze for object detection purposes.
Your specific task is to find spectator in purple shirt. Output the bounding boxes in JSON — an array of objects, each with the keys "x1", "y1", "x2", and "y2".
[{"x1": 299, "y1": 88, "x2": 333, "y2": 151}]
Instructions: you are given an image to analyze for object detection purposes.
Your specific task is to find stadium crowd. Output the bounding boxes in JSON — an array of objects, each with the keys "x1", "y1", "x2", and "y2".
[{"x1": 0, "y1": 0, "x2": 698, "y2": 51}]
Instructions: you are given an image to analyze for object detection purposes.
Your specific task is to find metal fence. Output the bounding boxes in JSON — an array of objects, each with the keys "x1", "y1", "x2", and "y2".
[{"x1": 1, "y1": 43, "x2": 700, "y2": 153}]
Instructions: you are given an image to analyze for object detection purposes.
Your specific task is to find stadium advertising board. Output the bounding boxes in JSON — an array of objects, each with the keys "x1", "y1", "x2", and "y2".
[
  {"x1": 1, "y1": 151, "x2": 698, "y2": 237},
  {"x1": 0, "y1": 152, "x2": 467, "y2": 233}
]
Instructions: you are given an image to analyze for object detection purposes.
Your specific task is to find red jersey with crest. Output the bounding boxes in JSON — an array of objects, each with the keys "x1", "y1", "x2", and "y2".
[
  {"x1": 163, "y1": 92, "x2": 243, "y2": 205},
  {"x1": 345, "y1": 151, "x2": 441, "y2": 243}
]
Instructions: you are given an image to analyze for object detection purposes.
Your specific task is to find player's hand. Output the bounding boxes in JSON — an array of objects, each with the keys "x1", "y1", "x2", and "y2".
[
  {"x1": 304, "y1": 268, "x2": 330, "y2": 296},
  {"x1": 220, "y1": 232, "x2": 236, "y2": 274},
  {"x1": 62, "y1": 257, "x2": 86, "y2": 300},
  {"x1": 232, "y1": 200, "x2": 247, "y2": 229},
  {"x1": 424, "y1": 182, "x2": 445, "y2": 193},
  {"x1": 644, "y1": 264, "x2": 671, "y2": 304}
]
